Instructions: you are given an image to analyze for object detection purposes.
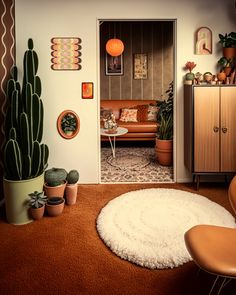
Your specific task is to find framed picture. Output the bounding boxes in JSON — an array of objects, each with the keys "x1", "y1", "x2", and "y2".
[
  {"x1": 57, "y1": 110, "x2": 80, "y2": 139},
  {"x1": 51, "y1": 37, "x2": 82, "y2": 70},
  {"x1": 134, "y1": 53, "x2": 148, "y2": 79},
  {"x1": 82, "y1": 82, "x2": 93, "y2": 99},
  {"x1": 105, "y1": 53, "x2": 123, "y2": 76},
  {"x1": 195, "y1": 27, "x2": 212, "y2": 55}
]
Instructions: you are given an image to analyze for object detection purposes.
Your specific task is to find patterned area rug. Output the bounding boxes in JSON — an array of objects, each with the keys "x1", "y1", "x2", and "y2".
[
  {"x1": 101, "y1": 147, "x2": 173, "y2": 183},
  {"x1": 97, "y1": 188, "x2": 236, "y2": 269}
]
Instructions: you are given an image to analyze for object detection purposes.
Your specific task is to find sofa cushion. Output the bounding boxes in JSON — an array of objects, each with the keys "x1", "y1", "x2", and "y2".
[
  {"x1": 147, "y1": 105, "x2": 159, "y2": 121},
  {"x1": 117, "y1": 121, "x2": 158, "y2": 133},
  {"x1": 120, "y1": 108, "x2": 138, "y2": 122}
]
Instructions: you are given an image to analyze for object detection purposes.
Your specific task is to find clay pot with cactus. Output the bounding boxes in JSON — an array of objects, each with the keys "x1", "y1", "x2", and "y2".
[
  {"x1": 43, "y1": 167, "x2": 67, "y2": 198},
  {"x1": 28, "y1": 191, "x2": 47, "y2": 220},
  {"x1": 65, "y1": 170, "x2": 79, "y2": 205},
  {"x1": 3, "y1": 38, "x2": 49, "y2": 225},
  {"x1": 46, "y1": 196, "x2": 65, "y2": 217}
]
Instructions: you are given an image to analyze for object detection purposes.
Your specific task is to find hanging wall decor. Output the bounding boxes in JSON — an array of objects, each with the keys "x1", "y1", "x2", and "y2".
[
  {"x1": 57, "y1": 110, "x2": 80, "y2": 139},
  {"x1": 82, "y1": 82, "x2": 94, "y2": 99},
  {"x1": 105, "y1": 53, "x2": 123, "y2": 76},
  {"x1": 195, "y1": 27, "x2": 212, "y2": 55},
  {"x1": 134, "y1": 53, "x2": 148, "y2": 79},
  {"x1": 51, "y1": 37, "x2": 82, "y2": 70}
]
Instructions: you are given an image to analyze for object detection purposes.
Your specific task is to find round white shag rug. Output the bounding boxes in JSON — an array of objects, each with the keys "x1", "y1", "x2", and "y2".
[{"x1": 96, "y1": 188, "x2": 236, "y2": 269}]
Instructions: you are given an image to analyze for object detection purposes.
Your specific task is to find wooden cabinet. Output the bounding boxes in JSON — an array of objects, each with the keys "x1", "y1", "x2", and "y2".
[{"x1": 184, "y1": 85, "x2": 236, "y2": 183}]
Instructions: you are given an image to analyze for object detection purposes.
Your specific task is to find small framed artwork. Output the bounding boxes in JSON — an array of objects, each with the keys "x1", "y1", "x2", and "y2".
[
  {"x1": 82, "y1": 82, "x2": 93, "y2": 99},
  {"x1": 195, "y1": 27, "x2": 212, "y2": 55},
  {"x1": 105, "y1": 53, "x2": 123, "y2": 76},
  {"x1": 57, "y1": 110, "x2": 80, "y2": 139},
  {"x1": 134, "y1": 53, "x2": 148, "y2": 79},
  {"x1": 51, "y1": 37, "x2": 82, "y2": 70}
]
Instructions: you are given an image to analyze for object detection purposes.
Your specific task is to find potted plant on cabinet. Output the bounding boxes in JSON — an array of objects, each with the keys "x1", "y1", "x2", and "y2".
[
  {"x1": 43, "y1": 167, "x2": 67, "y2": 198},
  {"x1": 155, "y1": 81, "x2": 173, "y2": 166},
  {"x1": 3, "y1": 39, "x2": 49, "y2": 225},
  {"x1": 28, "y1": 191, "x2": 47, "y2": 220},
  {"x1": 65, "y1": 170, "x2": 79, "y2": 205},
  {"x1": 217, "y1": 57, "x2": 234, "y2": 77},
  {"x1": 218, "y1": 32, "x2": 236, "y2": 59}
]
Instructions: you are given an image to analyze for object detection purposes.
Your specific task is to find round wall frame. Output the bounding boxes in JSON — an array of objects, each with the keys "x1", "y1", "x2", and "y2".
[{"x1": 57, "y1": 110, "x2": 80, "y2": 139}]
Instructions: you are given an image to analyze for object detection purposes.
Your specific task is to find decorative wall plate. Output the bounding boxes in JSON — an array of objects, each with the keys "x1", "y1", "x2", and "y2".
[{"x1": 57, "y1": 110, "x2": 80, "y2": 139}]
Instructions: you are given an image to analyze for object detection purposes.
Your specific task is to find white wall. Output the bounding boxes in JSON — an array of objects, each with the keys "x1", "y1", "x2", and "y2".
[{"x1": 15, "y1": 0, "x2": 236, "y2": 183}]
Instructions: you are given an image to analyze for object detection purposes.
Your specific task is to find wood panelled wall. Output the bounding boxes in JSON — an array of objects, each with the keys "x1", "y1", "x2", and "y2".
[
  {"x1": 100, "y1": 21, "x2": 173, "y2": 101},
  {"x1": 0, "y1": 0, "x2": 15, "y2": 200}
]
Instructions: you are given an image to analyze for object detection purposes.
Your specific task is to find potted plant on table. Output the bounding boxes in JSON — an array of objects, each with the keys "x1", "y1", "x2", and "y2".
[
  {"x1": 28, "y1": 191, "x2": 47, "y2": 220},
  {"x1": 3, "y1": 38, "x2": 49, "y2": 225},
  {"x1": 155, "y1": 81, "x2": 173, "y2": 166}
]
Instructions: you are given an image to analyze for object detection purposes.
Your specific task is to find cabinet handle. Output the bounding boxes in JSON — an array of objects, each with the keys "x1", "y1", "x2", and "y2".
[
  {"x1": 213, "y1": 126, "x2": 219, "y2": 133},
  {"x1": 222, "y1": 127, "x2": 228, "y2": 133}
]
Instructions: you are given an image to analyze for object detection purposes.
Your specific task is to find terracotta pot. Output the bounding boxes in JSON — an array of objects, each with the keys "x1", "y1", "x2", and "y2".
[
  {"x1": 217, "y1": 72, "x2": 227, "y2": 82},
  {"x1": 30, "y1": 205, "x2": 45, "y2": 220},
  {"x1": 46, "y1": 198, "x2": 65, "y2": 217},
  {"x1": 155, "y1": 139, "x2": 173, "y2": 166},
  {"x1": 224, "y1": 67, "x2": 232, "y2": 76},
  {"x1": 65, "y1": 184, "x2": 78, "y2": 205},
  {"x1": 223, "y1": 47, "x2": 236, "y2": 59},
  {"x1": 43, "y1": 181, "x2": 67, "y2": 198}
]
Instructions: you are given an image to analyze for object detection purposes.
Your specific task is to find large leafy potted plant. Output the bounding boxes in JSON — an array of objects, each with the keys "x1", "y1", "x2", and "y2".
[
  {"x1": 218, "y1": 32, "x2": 236, "y2": 59},
  {"x1": 155, "y1": 81, "x2": 173, "y2": 166},
  {"x1": 3, "y1": 38, "x2": 49, "y2": 225}
]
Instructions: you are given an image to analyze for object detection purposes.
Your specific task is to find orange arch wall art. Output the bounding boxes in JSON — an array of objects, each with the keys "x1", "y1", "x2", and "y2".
[
  {"x1": 195, "y1": 27, "x2": 212, "y2": 55},
  {"x1": 51, "y1": 37, "x2": 82, "y2": 70}
]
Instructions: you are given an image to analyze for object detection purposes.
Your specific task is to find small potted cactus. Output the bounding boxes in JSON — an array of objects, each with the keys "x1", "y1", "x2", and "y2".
[
  {"x1": 28, "y1": 191, "x2": 47, "y2": 220},
  {"x1": 65, "y1": 170, "x2": 79, "y2": 205},
  {"x1": 46, "y1": 196, "x2": 65, "y2": 217},
  {"x1": 43, "y1": 167, "x2": 67, "y2": 198}
]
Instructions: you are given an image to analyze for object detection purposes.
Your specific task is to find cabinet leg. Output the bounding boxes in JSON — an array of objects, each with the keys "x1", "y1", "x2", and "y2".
[{"x1": 196, "y1": 175, "x2": 200, "y2": 191}]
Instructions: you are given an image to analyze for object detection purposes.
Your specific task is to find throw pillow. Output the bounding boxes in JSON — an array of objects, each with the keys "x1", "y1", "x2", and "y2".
[
  {"x1": 131, "y1": 105, "x2": 149, "y2": 122},
  {"x1": 147, "y1": 105, "x2": 159, "y2": 121},
  {"x1": 119, "y1": 108, "x2": 138, "y2": 122}
]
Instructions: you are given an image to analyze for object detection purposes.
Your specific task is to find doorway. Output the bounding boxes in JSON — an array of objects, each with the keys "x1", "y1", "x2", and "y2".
[{"x1": 98, "y1": 19, "x2": 176, "y2": 183}]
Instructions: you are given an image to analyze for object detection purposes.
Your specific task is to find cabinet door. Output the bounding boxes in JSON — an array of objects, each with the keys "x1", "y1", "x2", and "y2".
[
  {"x1": 221, "y1": 87, "x2": 236, "y2": 171},
  {"x1": 194, "y1": 87, "x2": 220, "y2": 172}
]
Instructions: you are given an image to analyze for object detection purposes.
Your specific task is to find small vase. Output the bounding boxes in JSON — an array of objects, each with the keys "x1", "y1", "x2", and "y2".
[
  {"x1": 65, "y1": 184, "x2": 78, "y2": 205},
  {"x1": 185, "y1": 72, "x2": 195, "y2": 81},
  {"x1": 217, "y1": 72, "x2": 226, "y2": 83}
]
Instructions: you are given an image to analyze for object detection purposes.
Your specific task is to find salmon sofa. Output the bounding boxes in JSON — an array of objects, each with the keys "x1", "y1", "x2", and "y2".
[{"x1": 100, "y1": 100, "x2": 159, "y2": 141}]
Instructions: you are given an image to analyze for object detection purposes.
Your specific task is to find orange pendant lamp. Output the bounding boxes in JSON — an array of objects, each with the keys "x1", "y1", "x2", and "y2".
[{"x1": 106, "y1": 38, "x2": 124, "y2": 57}]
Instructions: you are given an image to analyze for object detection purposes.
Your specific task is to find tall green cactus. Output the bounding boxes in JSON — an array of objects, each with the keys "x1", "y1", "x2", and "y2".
[{"x1": 4, "y1": 38, "x2": 49, "y2": 180}]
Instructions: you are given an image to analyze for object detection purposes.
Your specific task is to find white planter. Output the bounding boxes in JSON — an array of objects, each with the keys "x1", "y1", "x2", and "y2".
[{"x1": 3, "y1": 173, "x2": 44, "y2": 225}]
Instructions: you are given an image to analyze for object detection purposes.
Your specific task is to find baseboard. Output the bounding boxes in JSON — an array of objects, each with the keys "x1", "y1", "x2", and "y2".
[{"x1": 176, "y1": 178, "x2": 192, "y2": 183}]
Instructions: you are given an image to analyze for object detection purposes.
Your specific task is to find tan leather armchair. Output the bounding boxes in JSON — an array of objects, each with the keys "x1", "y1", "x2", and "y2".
[{"x1": 184, "y1": 176, "x2": 236, "y2": 295}]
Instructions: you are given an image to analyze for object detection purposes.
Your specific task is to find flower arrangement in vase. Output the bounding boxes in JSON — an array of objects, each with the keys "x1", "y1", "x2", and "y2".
[{"x1": 184, "y1": 61, "x2": 197, "y2": 84}]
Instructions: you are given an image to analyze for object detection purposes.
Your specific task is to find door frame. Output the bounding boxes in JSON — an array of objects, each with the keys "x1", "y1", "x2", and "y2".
[{"x1": 97, "y1": 18, "x2": 177, "y2": 183}]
